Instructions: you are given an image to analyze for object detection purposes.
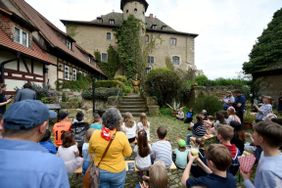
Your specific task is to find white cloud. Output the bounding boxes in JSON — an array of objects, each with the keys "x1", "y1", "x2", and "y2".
[{"x1": 25, "y1": 0, "x2": 282, "y2": 79}]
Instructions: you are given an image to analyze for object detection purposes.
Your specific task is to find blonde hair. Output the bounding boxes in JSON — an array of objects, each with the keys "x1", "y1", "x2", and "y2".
[
  {"x1": 149, "y1": 161, "x2": 168, "y2": 188},
  {"x1": 227, "y1": 106, "x2": 236, "y2": 115},
  {"x1": 140, "y1": 113, "x2": 148, "y2": 128},
  {"x1": 123, "y1": 112, "x2": 135, "y2": 128}
]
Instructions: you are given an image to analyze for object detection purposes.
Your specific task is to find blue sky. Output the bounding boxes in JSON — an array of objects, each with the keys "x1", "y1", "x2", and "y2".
[{"x1": 26, "y1": 0, "x2": 282, "y2": 79}]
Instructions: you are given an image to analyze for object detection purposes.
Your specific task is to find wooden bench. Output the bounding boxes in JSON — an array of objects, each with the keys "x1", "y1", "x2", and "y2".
[
  {"x1": 74, "y1": 167, "x2": 83, "y2": 174},
  {"x1": 125, "y1": 160, "x2": 177, "y2": 172}
]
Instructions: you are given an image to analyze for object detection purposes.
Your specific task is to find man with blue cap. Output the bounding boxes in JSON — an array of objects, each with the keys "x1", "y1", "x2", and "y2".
[{"x1": 0, "y1": 100, "x2": 69, "y2": 188}]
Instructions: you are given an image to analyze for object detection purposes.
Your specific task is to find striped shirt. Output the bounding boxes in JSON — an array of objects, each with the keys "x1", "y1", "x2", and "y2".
[
  {"x1": 151, "y1": 140, "x2": 172, "y2": 167},
  {"x1": 192, "y1": 122, "x2": 206, "y2": 137}
]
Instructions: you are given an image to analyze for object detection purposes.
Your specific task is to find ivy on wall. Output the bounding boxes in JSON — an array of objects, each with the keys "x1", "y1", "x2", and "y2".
[{"x1": 115, "y1": 15, "x2": 145, "y2": 79}]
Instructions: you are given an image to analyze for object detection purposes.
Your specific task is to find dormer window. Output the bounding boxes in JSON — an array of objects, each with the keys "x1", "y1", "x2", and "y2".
[
  {"x1": 66, "y1": 40, "x2": 72, "y2": 50},
  {"x1": 109, "y1": 19, "x2": 115, "y2": 25},
  {"x1": 161, "y1": 25, "x2": 167, "y2": 30},
  {"x1": 14, "y1": 27, "x2": 29, "y2": 47},
  {"x1": 97, "y1": 17, "x2": 103, "y2": 23},
  {"x1": 151, "y1": 24, "x2": 157, "y2": 30}
]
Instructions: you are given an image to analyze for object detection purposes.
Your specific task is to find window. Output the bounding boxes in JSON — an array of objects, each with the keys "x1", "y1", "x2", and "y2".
[
  {"x1": 161, "y1": 25, "x2": 167, "y2": 30},
  {"x1": 147, "y1": 56, "x2": 154, "y2": 64},
  {"x1": 151, "y1": 24, "x2": 157, "y2": 30},
  {"x1": 170, "y1": 38, "x2": 177, "y2": 46},
  {"x1": 172, "y1": 56, "x2": 180, "y2": 65},
  {"x1": 66, "y1": 40, "x2": 72, "y2": 50},
  {"x1": 134, "y1": 8, "x2": 138, "y2": 13},
  {"x1": 64, "y1": 65, "x2": 70, "y2": 80},
  {"x1": 106, "y1": 32, "x2": 112, "y2": 40},
  {"x1": 145, "y1": 35, "x2": 149, "y2": 43},
  {"x1": 109, "y1": 19, "x2": 115, "y2": 25},
  {"x1": 126, "y1": 9, "x2": 129, "y2": 13},
  {"x1": 72, "y1": 68, "x2": 77, "y2": 80},
  {"x1": 97, "y1": 17, "x2": 103, "y2": 23},
  {"x1": 101, "y1": 53, "x2": 108, "y2": 62},
  {"x1": 14, "y1": 27, "x2": 29, "y2": 47}
]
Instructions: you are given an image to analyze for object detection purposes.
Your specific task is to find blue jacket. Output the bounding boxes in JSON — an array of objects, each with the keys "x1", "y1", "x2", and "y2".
[{"x1": 0, "y1": 139, "x2": 69, "y2": 188}]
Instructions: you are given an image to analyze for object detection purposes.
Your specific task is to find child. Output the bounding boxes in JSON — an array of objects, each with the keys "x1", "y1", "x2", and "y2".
[
  {"x1": 134, "y1": 130, "x2": 152, "y2": 171},
  {"x1": 151, "y1": 126, "x2": 172, "y2": 168},
  {"x1": 182, "y1": 144, "x2": 236, "y2": 188},
  {"x1": 176, "y1": 108, "x2": 185, "y2": 121},
  {"x1": 137, "y1": 113, "x2": 151, "y2": 141},
  {"x1": 184, "y1": 108, "x2": 193, "y2": 124},
  {"x1": 240, "y1": 121, "x2": 282, "y2": 188},
  {"x1": 121, "y1": 112, "x2": 137, "y2": 143},
  {"x1": 140, "y1": 161, "x2": 168, "y2": 188},
  {"x1": 82, "y1": 128, "x2": 95, "y2": 175},
  {"x1": 71, "y1": 111, "x2": 89, "y2": 155},
  {"x1": 52, "y1": 111, "x2": 71, "y2": 147},
  {"x1": 173, "y1": 139, "x2": 189, "y2": 169},
  {"x1": 217, "y1": 125, "x2": 240, "y2": 175},
  {"x1": 39, "y1": 129, "x2": 57, "y2": 154},
  {"x1": 186, "y1": 114, "x2": 206, "y2": 145},
  {"x1": 57, "y1": 131, "x2": 83, "y2": 173},
  {"x1": 90, "y1": 113, "x2": 102, "y2": 130}
]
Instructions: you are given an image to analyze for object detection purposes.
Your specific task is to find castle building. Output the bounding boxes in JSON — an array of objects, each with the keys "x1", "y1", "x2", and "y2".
[{"x1": 61, "y1": 0, "x2": 198, "y2": 72}]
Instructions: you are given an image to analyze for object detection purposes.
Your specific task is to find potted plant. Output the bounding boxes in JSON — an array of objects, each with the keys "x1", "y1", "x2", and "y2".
[{"x1": 166, "y1": 99, "x2": 183, "y2": 117}]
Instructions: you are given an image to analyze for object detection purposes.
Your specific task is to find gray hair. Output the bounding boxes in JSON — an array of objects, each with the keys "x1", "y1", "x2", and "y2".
[{"x1": 102, "y1": 108, "x2": 122, "y2": 130}]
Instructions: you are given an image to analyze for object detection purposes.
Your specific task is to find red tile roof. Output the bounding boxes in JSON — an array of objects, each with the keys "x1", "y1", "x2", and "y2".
[
  {"x1": 10, "y1": 0, "x2": 104, "y2": 76},
  {"x1": 0, "y1": 28, "x2": 55, "y2": 65}
]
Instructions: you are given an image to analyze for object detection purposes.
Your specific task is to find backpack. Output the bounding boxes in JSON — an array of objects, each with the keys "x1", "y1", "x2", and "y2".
[
  {"x1": 229, "y1": 147, "x2": 240, "y2": 176},
  {"x1": 72, "y1": 122, "x2": 89, "y2": 147}
]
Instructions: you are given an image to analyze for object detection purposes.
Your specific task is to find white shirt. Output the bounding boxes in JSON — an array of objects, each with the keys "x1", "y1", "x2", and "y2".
[
  {"x1": 134, "y1": 144, "x2": 152, "y2": 170},
  {"x1": 57, "y1": 145, "x2": 83, "y2": 173},
  {"x1": 121, "y1": 122, "x2": 137, "y2": 139}
]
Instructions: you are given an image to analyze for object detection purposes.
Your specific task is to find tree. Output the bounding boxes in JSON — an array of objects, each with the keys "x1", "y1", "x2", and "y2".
[
  {"x1": 243, "y1": 8, "x2": 282, "y2": 74},
  {"x1": 115, "y1": 15, "x2": 145, "y2": 79},
  {"x1": 145, "y1": 68, "x2": 181, "y2": 106}
]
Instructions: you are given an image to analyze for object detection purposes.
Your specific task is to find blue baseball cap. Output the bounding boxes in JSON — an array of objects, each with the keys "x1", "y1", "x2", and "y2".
[{"x1": 4, "y1": 100, "x2": 51, "y2": 130}]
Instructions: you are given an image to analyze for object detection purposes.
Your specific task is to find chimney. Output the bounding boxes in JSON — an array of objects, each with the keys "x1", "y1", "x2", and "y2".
[{"x1": 149, "y1": 13, "x2": 153, "y2": 18}]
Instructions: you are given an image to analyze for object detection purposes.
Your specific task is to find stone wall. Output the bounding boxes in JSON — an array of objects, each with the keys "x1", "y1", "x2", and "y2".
[{"x1": 254, "y1": 75, "x2": 282, "y2": 108}]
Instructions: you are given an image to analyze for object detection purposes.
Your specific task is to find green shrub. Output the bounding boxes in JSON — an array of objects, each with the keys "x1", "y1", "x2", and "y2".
[
  {"x1": 193, "y1": 95, "x2": 223, "y2": 115},
  {"x1": 195, "y1": 75, "x2": 210, "y2": 86},
  {"x1": 145, "y1": 68, "x2": 181, "y2": 106},
  {"x1": 31, "y1": 84, "x2": 58, "y2": 103},
  {"x1": 82, "y1": 87, "x2": 123, "y2": 101},
  {"x1": 160, "y1": 107, "x2": 172, "y2": 116},
  {"x1": 114, "y1": 75, "x2": 127, "y2": 83},
  {"x1": 96, "y1": 80, "x2": 125, "y2": 90},
  {"x1": 60, "y1": 73, "x2": 92, "y2": 91}
]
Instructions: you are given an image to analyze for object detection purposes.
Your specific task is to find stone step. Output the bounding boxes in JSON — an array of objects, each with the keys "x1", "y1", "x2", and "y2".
[
  {"x1": 119, "y1": 101, "x2": 146, "y2": 105},
  {"x1": 118, "y1": 104, "x2": 147, "y2": 108},
  {"x1": 119, "y1": 108, "x2": 147, "y2": 112},
  {"x1": 121, "y1": 98, "x2": 145, "y2": 102}
]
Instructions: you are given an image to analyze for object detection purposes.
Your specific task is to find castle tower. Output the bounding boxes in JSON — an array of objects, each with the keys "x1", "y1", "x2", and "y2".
[{"x1": 120, "y1": 0, "x2": 149, "y2": 23}]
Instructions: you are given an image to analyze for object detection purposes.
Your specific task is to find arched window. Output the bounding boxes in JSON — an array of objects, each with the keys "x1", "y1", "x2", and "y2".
[{"x1": 134, "y1": 8, "x2": 138, "y2": 13}]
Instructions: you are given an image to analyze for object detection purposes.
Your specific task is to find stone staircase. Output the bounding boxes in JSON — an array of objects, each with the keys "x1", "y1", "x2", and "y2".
[{"x1": 118, "y1": 95, "x2": 148, "y2": 116}]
